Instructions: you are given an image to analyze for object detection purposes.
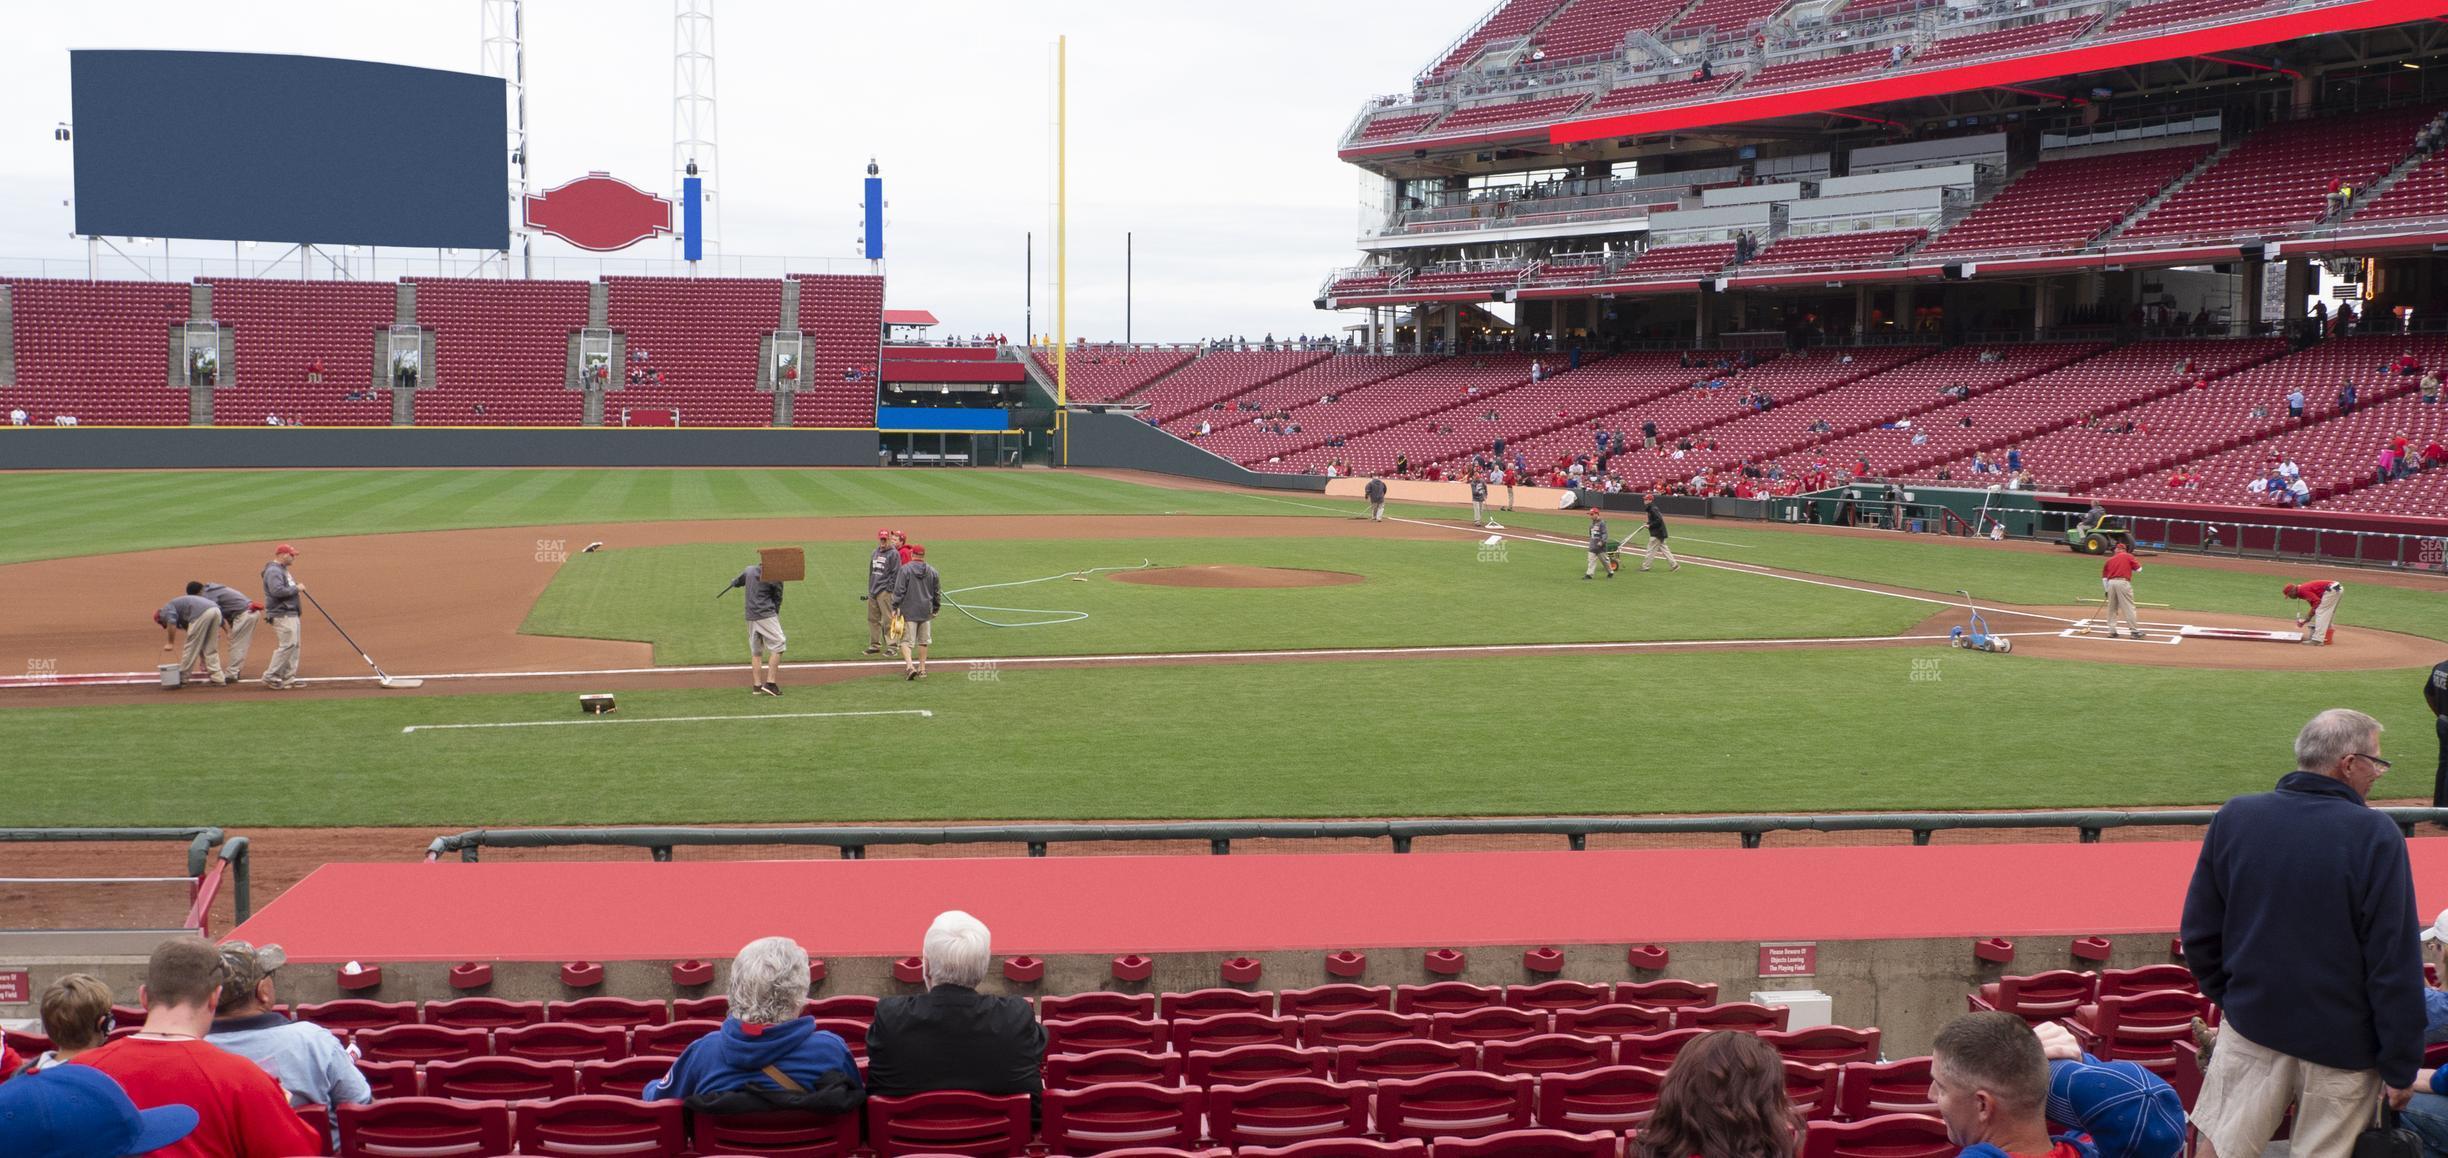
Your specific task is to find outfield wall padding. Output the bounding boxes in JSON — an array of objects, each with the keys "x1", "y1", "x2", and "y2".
[
  {"x1": 1064, "y1": 412, "x2": 1328, "y2": 491},
  {"x1": 0, "y1": 428, "x2": 882, "y2": 470}
]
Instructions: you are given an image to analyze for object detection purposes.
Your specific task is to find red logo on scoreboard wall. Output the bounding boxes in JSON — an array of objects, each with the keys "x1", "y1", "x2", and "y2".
[{"x1": 522, "y1": 173, "x2": 674, "y2": 252}]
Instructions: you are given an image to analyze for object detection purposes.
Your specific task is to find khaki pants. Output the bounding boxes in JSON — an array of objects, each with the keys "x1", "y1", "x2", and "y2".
[
  {"x1": 263, "y1": 616, "x2": 301, "y2": 686},
  {"x1": 2103, "y1": 578, "x2": 2141, "y2": 636},
  {"x1": 1472, "y1": 500, "x2": 1485, "y2": 524},
  {"x1": 222, "y1": 610, "x2": 258, "y2": 677},
  {"x1": 2191, "y1": 1023, "x2": 2379, "y2": 1158},
  {"x1": 1643, "y1": 537, "x2": 1678, "y2": 570},
  {"x1": 867, "y1": 591, "x2": 898, "y2": 647},
  {"x1": 2305, "y1": 585, "x2": 2341, "y2": 645},
  {"x1": 1587, "y1": 548, "x2": 1607, "y2": 577},
  {"x1": 1369, "y1": 500, "x2": 1384, "y2": 522},
  {"x1": 180, "y1": 607, "x2": 225, "y2": 682}
]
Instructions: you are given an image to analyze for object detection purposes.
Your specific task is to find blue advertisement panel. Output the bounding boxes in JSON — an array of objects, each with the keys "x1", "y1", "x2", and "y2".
[
  {"x1": 863, "y1": 176, "x2": 884, "y2": 260},
  {"x1": 878, "y1": 407, "x2": 1009, "y2": 432},
  {"x1": 71, "y1": 50, "x2": 508, "y2": 249}
]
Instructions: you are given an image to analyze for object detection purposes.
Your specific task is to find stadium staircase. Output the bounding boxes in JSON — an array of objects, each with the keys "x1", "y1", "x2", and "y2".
[
  {"x1": 2094, "y1": 140, "x2": 2238, "y2": 245},
  {"x1": 0, "y1": 283, "x2": 15, "y2": 389}
]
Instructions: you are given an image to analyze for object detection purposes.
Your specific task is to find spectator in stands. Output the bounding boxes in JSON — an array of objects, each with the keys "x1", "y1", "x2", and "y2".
[
  {"x1": 1931, "y1": 1012, "x2": 2092, "y2": 1158},
  {"x1": 2422, "y1": 370, "x2": 2441, "y2": 405},
  {"x1": 2286, "y1": 388, "x2": 2307, "y2": 420},
  {"x1": 304, "y1": 360, "x2": 322, "y2": 385},
  {"x1": 73, "y1": 937, "x2": 322, "y2": 1157},
  {"x1": 14, "y1": 974, "x2": 114, "y2": 1076},
  {"x1": 0, "y1": 1063, "x2": 200, "y2": 1158},
  {"x1": 2340, "y1": 379, "x2": 2361, "y2": 416},
  {"x1": 866, "y1": 912, "x2": 1044, "y2": 1103},
  {"x1": 2382, "y1": 444, "x2": 2405, "y2": 485},
  {"x1": 9, "y1": 407, "x2": 25, "y2": 426},
  {"x1": 2423, "y1": 438, "x2": 2447, "y2": 469},
  {"x1": 55, "y1": 415, "x2": 77, "y2": 426},
  {"x1": 1630, "y1": 1030, "x2": 1800, "y2": 1158},
  {"x1": 645, "y1": 936, "x2": 860, "y2": 1111},
  {"x1": 2250, "y1": 404, "x2": 2270, "y2": 419},
  {"x1": 2022, "y1": 1021, "x2": 2188, "y2": 1158},
  {"x1": 2183, "y1": 708, "x2": 2423, "y2": 1158},
  {"x1": 205, "y1": 941, "x2": 366, "y2": 1147},
  {"x1": 2284, "y1": 476, "x2": 2310, "y2": 506},
  {"x1": 2006, "y1": 448, "x2": 2022, "y2": 473}
]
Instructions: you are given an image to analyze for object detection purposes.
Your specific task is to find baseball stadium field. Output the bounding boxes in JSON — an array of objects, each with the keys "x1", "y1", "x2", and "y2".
[{"x1": 2, "y1": 467, "x2": 2443, "y2": 852}]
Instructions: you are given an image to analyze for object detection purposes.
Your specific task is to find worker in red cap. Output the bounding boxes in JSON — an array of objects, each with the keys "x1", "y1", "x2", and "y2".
[
  {"x1": 865, "y1": 529, "x2": 902, "y2": 656},
  {"x1": 2284, "y1": 580, "x2": 2344, "y2": 646},
  {"x1": 260, "y1": 544, "x2": 304, "y2": 689},
  {"x1": 891, "y1": 544, "x2": 942, "y2": 681}
]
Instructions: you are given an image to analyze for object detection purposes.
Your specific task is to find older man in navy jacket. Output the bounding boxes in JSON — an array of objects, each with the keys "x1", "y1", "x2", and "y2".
[{"x1": 2182, "y1": 707, "x2": 2423, "y2": 1158}]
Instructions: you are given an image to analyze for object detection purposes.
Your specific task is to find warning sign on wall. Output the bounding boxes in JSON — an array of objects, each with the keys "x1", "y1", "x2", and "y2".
[
  {"x1": 0, "y1": 969, "x2": 29, "y2": 1004},
  {"x1": 1758, "y1": 943, "x2": 1818, "y2": 978}
]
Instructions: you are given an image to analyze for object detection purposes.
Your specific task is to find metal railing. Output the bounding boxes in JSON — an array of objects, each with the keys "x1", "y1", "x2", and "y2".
[
  {"x1": 424, "y1": 809, "x2": 2448, "y2": 862},
  {"x1": 0, "y1": 827, "x2": 254, "y2": 927}
]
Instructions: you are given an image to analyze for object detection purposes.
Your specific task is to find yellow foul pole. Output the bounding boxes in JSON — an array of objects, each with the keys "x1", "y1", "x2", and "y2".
[{"x1": 1055, "y1": 35, "x2": 1069, "y2": 465}]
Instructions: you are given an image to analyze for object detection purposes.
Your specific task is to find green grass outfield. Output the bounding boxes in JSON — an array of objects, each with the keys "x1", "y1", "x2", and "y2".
[
  {"x1": 0, "y1": 653, "x2": 2431, "y2": 828},
  {"x1": 523, "y1": 536, "x2": 1926, "y2": 663}
]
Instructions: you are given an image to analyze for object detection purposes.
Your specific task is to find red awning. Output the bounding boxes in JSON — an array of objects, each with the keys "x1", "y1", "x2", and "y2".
[{"x1": 882, "y1": 309, "x2": 939, "y2": 327}]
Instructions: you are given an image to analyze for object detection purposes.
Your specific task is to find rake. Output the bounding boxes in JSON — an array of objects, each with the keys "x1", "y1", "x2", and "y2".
[{"x1": 303, "y1": 591, "x2": 424, "y2": 689}]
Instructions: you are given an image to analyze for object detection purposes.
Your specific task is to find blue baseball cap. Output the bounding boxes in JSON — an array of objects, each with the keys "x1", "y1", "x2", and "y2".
[{"x1": 0, "y1": 1064, "x2": 199, "y2": 1158}]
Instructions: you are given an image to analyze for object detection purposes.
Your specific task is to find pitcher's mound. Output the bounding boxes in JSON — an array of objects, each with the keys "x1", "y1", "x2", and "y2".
[{"x1": 1112, "y1": 565, "x2": 1365, "y2": 589}]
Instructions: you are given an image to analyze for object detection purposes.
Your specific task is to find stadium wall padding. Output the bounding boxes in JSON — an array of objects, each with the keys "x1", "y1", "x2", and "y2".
[
  {"x1": 0, "y1": 428, "x2": 881, "y2": 470},
  {"x1": 1064, "y1": 411, "x2": 1329, "y2": 491}
]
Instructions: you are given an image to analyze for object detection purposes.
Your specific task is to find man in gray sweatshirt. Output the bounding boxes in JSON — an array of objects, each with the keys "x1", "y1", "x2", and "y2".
[
  {"x1": 893, "y1": 544, "x2": 943, "y2": 681},
  {"x1": 207, "y1": 941, "x2": 368, "y2": 1151},
  {"x1": 866, "y1": 529, "x2": 903, "y2": 656},
  {"x1": 261, "y1": 544, "x2": 304, "y2": 689},
  {"x1": 1364, "y1": 475, "x2": 1388, "y2": 522},
  {"x1": 188, "y1": 580, "x2": 260, "y2": 683},
  {"x1": 729, "y1": 560, "x2": 787, "y2": 696},
  {"x1": 155, "y1": 592, "x2": 227, "y2": 685}
]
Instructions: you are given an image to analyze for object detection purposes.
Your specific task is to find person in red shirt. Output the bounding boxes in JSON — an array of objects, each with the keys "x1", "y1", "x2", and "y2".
[
  {"x1": 1932, "y1": 1012, "x2": 2099, "y2": 1158},
  {"x1": 72, "y1": 938, "x2": 322, "y2": 1158},
  {"x1": 2284, "y1": 580, "x2": 2344, "y2": 646},
  {"x1": 2100, "y1": 541, "x2": 2144, "y2": 640}
]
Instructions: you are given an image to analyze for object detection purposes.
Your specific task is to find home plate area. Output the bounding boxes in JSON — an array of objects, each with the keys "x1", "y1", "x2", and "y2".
[{"x1": 2056, "y1": 619, "x2": 2303, "y2": 646}]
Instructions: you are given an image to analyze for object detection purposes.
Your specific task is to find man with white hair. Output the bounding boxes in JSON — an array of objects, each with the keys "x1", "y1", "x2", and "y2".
[
  {"x1": 865, "y1": 911, "x2": 1045, "y2": 1102},
  {"x1": 645, "y1": 935, "x2": 861, "y2": 1110},
  {"x1": 2182, "y1": 708, "x2": 2424, "y2": 1158}
]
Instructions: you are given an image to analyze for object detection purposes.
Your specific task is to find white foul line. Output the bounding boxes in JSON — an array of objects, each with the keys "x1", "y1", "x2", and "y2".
[{"x1": 402, "y1": 709, "x2": 934, "y2": 734}]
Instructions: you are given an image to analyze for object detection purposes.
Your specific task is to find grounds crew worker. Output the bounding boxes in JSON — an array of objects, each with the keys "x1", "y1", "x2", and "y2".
[
  {"x1": 189, "y1": 580, "x2": 260, "y2": 683},
  {"x1": 729, "y1": 558, "x2": 787, "y2": 696},
  {"x1": 1585, "y1": 507, "x2": 1615, "y2": 579},
  {"x1": 2101, "y1": 541, "x2": 2143, "y2": 639},
  {"x1": 865, "y1": 528, "x2": 901, "y2": 656},
  {"x1": 2428, "y1": 657, "x2": 2448, "y2": 813},
  {"x1": 893, "y1": 544, "x2": 943, "y2": 681},
  {"x1": 155, "y1": 591, "x2": 227, "y2": 686},
  {"x1": 1364, "y1": 474, "x2": 1388, "y2": 522},
  {"x1": 260, "y1": 545, "x2": 303, "y2": 689},
  {"x1": 1469, "y1": 473, "x2": 1489, "y2": 527},
  {"x1": 2284, "y1": 579, "x2": 2343, "y2": 647},
  {"x1": 1640, "y1": 493, "x2": 1680, "y2": 573}
]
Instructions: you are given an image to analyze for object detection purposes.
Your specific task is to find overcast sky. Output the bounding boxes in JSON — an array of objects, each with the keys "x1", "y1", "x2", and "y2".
[{"x1": 1, "y1": 1, "x2": 1476, "y2": 341}]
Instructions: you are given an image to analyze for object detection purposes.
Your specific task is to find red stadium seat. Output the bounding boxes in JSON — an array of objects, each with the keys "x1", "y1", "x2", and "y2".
[
  {"x1": 1278, "y1": 985, "x2": 1394, "y2": 1017},
  {"x1": 510, "y1": 1095, "x2": 682, "y2": 1156},
  {"x1": 865, "y1": 1090, "x2": 1033, "y2": 1157},
  {"x1": 1045, "y1": 1048, "x2": 1187, "y2": 1090},
  {"x1": 673, "y1": 996, "x2": 728, "y2": 1021},
  {"x1": 1046, "y1": 1015, "x2": 1169, "y2": 1055},
  {"x1": 1161, "y1": 987, "x2": 1275, "y2": 1020},
  {"x1": 1503, "y1": 982, "x2": 1611, "y2": 1012},
  {"x1": 1205, "y1": 1077, "x2": 1374, "y2": 1149},
  {"x1": 495, "y1": 1022, "x2": 629, "y2": 1063},
  {"x1": 805, "y1": 995, "x2": 881, "y2": 1023},
  {"x1": 1299, "y1": 1010, "x2": 1428, "y2": 1048},
  {"x1": 1786, "y1": 1061, "x2": 1844, "y2": 1121},
  {"x1": 1041, "y1": 992, "x2": 1159, "y2": 1020},
  {"x1": 1375, "y1": 1072, "x2": 1536, "y2": 1141},
  {"x1": 1239, "y1": 1141, "x2": 1427, "y2": 1158},
  {"x1": 547, "y1": 998, "x2": 669, "y2": 1027},
  {"x1": 1970, "y1": 971, "x2": 2098, "y2": 1021},
  {"x1": 629, "y1": 1019, "x2": 719, "y2": 1058},
  {"x1": 1170, "y1": 1013, "x2": 1300, "y2": 1053},
  {"x1": 1186, "y1": 1044, "x2": 1334, "y2": 1087},
  {"x1": 1428, "y1": 1129, "x2": 1621, "y2": 1157},
  {"x1": 337, "y1": 1097, "x2": 511, "y2": 1158},
  {"x1": 297, "y1": 1000, "x2": 418, "y2": 1033},
  {"x1": 2069, "y1": 990, "x2": 2212, "y2": 1075},
  {"x1": 1802, "y1": 1113, "x2": 1954, "y2": 1158},
  {"x1": 1535, "y1": 1065, "x2": 1669, "y2": 1132},
  {"x1": 576, "y1": 1057, "x2": 672, "y2": 1099},
  {"x1": 356, "y1": 1060, "x2": 419, "y2": 1100},
  {"x1": 1431, "y1": 1008, "x2": 1550, "y2": 1045},
  {"x1": 1395, "y1": 983, "x2": 1504, "y2": 1015},
  {"x1": 1674, "y1": 1002, "x2": 1791, "y2": 1033},
  {"x1": 689, "y1": 1107, "x2": 862, "y2": 1158},
  {"x1": 1480, "y1": 1033, "x2": 1616, "y2": 1076},
  {"x1": 2097, "y1": 965, "x2": 2199, "y2": 999},
  {"x1": 1618, "y1": 1028, "x2": 1709, "y2": 1070},
  {"x1": 1553, "y1": 1004, "x2": 1674, "y2": 1038},
  {"x1": 1615, "y1": 980, "x2": 1718, "y2": 1008},
  {"x1": 423, "y1": 998, "x2": 545, "y2": 1031},
  {"x1": 354, "y1": 1025, "x2": 489, "y2": 1065},
  {"x1": 421, "y1": 1056, "x2": 578, "y2": 1101},
  {"x1": 1839, "y1": 1058, "x2": 1937, "y2": 1120},
  {"x1": 1762, "y1": 1026, "x2": 1883, "y2": 1066},
  {"x1": 1334, "y1": 1039, "x2": 1482, "y2": 1082},
  {"x1": 1042, "y1": 1082, "x2": 1208, "y2": 1153}
]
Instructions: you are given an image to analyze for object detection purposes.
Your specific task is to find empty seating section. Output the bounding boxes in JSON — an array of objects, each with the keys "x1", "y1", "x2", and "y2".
[
  {"x1": 1407, "y1": 268, "x2": 1531, "y2": 294},
  {"x1": 1615, "y1": 243, "x2": 1737, "y2": 280},
  {"x1": 603, "y1": 277, "x2": 783, "y2": 427},
  {"x1": 1427, "y1": 0, "x2": 1573, "y2": 79},
  {"x1": 1439, "y1": 350, "x2": 1758, "y2": 474},
  {"x1": 203, "y1": 280, "x2": 397, "y2": 426},
  {"x1": 790, "y1": 274, "x2": 887, "y2": 427},
  {"x1": 1586, "y1": 74, "x2": 1739, "y2": 115},
  {"x1": 1744, "y1": 230, "x2": 1926, "y2": 272},
  {"x1": 2123, "y1": 106, "x2": 2439, "y2": 242},
  {"x1": 1175, "y1": 356, "x2": 1444, "y2": 460},
  {"x1": 1548, "y1": 348, "x2": 1926, "y2": 477},
  {"x1": 1134, "y1": 351, "x2": 1332, "y2": 425},
  {"x1": 2103, "y1": 0, "x2": 2275, "y2": 35},
  {"x1": 1668, "y1": 0, "x2": 1794, "y2": 39},
  {"x1": 1908, "y1": 339, "x2": 2294, "y2": 490},
  {"x1": 1923, "y1": 146, "x2": 2209, "y2": 257},
  {"x1": 1330, "y1": 272, "x2": 1401, "y2": 298},
  {"x1": 1431, "y1": 93, "x2": 1597, "y2": 136},
  {"x1": 410, "y1": 279, "x2": 590, "y2": 425},
  {"x1": 1536, "y1": 0, "x2": 1694, "y2": 58},
  {"x1": 1910, "y1": 17, "x2": 2085, "y2": 67},
  {"x1": 1524, "y1": 264, "x2": 1608, "y2": 287},
  {"x1": 1239, "y1": 356, "x2": 1540, "y2": 472},
  {"x1": 1743, "y1": 50, "x2": 1895, "y2": 93},
  {"x1": 0, "y1": 279, "x2": 191, "y2": 425},
  {"x1": 2359, "y1": 153, "x2": 2448, "y2": 222},
  {"x1": 1032, "y1": 347, "x2": 1199, "y2": 404},
  {"x1": 1790, "y1": 342, "x2": 2171, "y2": 480},
  {"x1": 1360, "y1": 112, "x2": 1444, "y2": 142}
]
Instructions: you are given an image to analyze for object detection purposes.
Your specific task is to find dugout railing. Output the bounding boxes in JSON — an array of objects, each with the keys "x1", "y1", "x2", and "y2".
[
  {"x1": 0, "y1": 826, "x2": 254, "y2": 931},
  {"x1": 424, "y1": 809, "x2": 2448, "y2": 862}
]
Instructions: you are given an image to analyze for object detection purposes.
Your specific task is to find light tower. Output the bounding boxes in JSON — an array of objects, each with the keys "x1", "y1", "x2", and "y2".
[
  {"x1": 673, "y1": 0, "x2": 721, "y2": 266},
  {"x1": 480, "y1": 0, "x2": 529, "y2": 277}
]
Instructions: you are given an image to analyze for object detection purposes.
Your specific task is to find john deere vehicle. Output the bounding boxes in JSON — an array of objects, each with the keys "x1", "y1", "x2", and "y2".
[{"x1": 2064, "y1": 514, "x2": 2135, "y2": 555}]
